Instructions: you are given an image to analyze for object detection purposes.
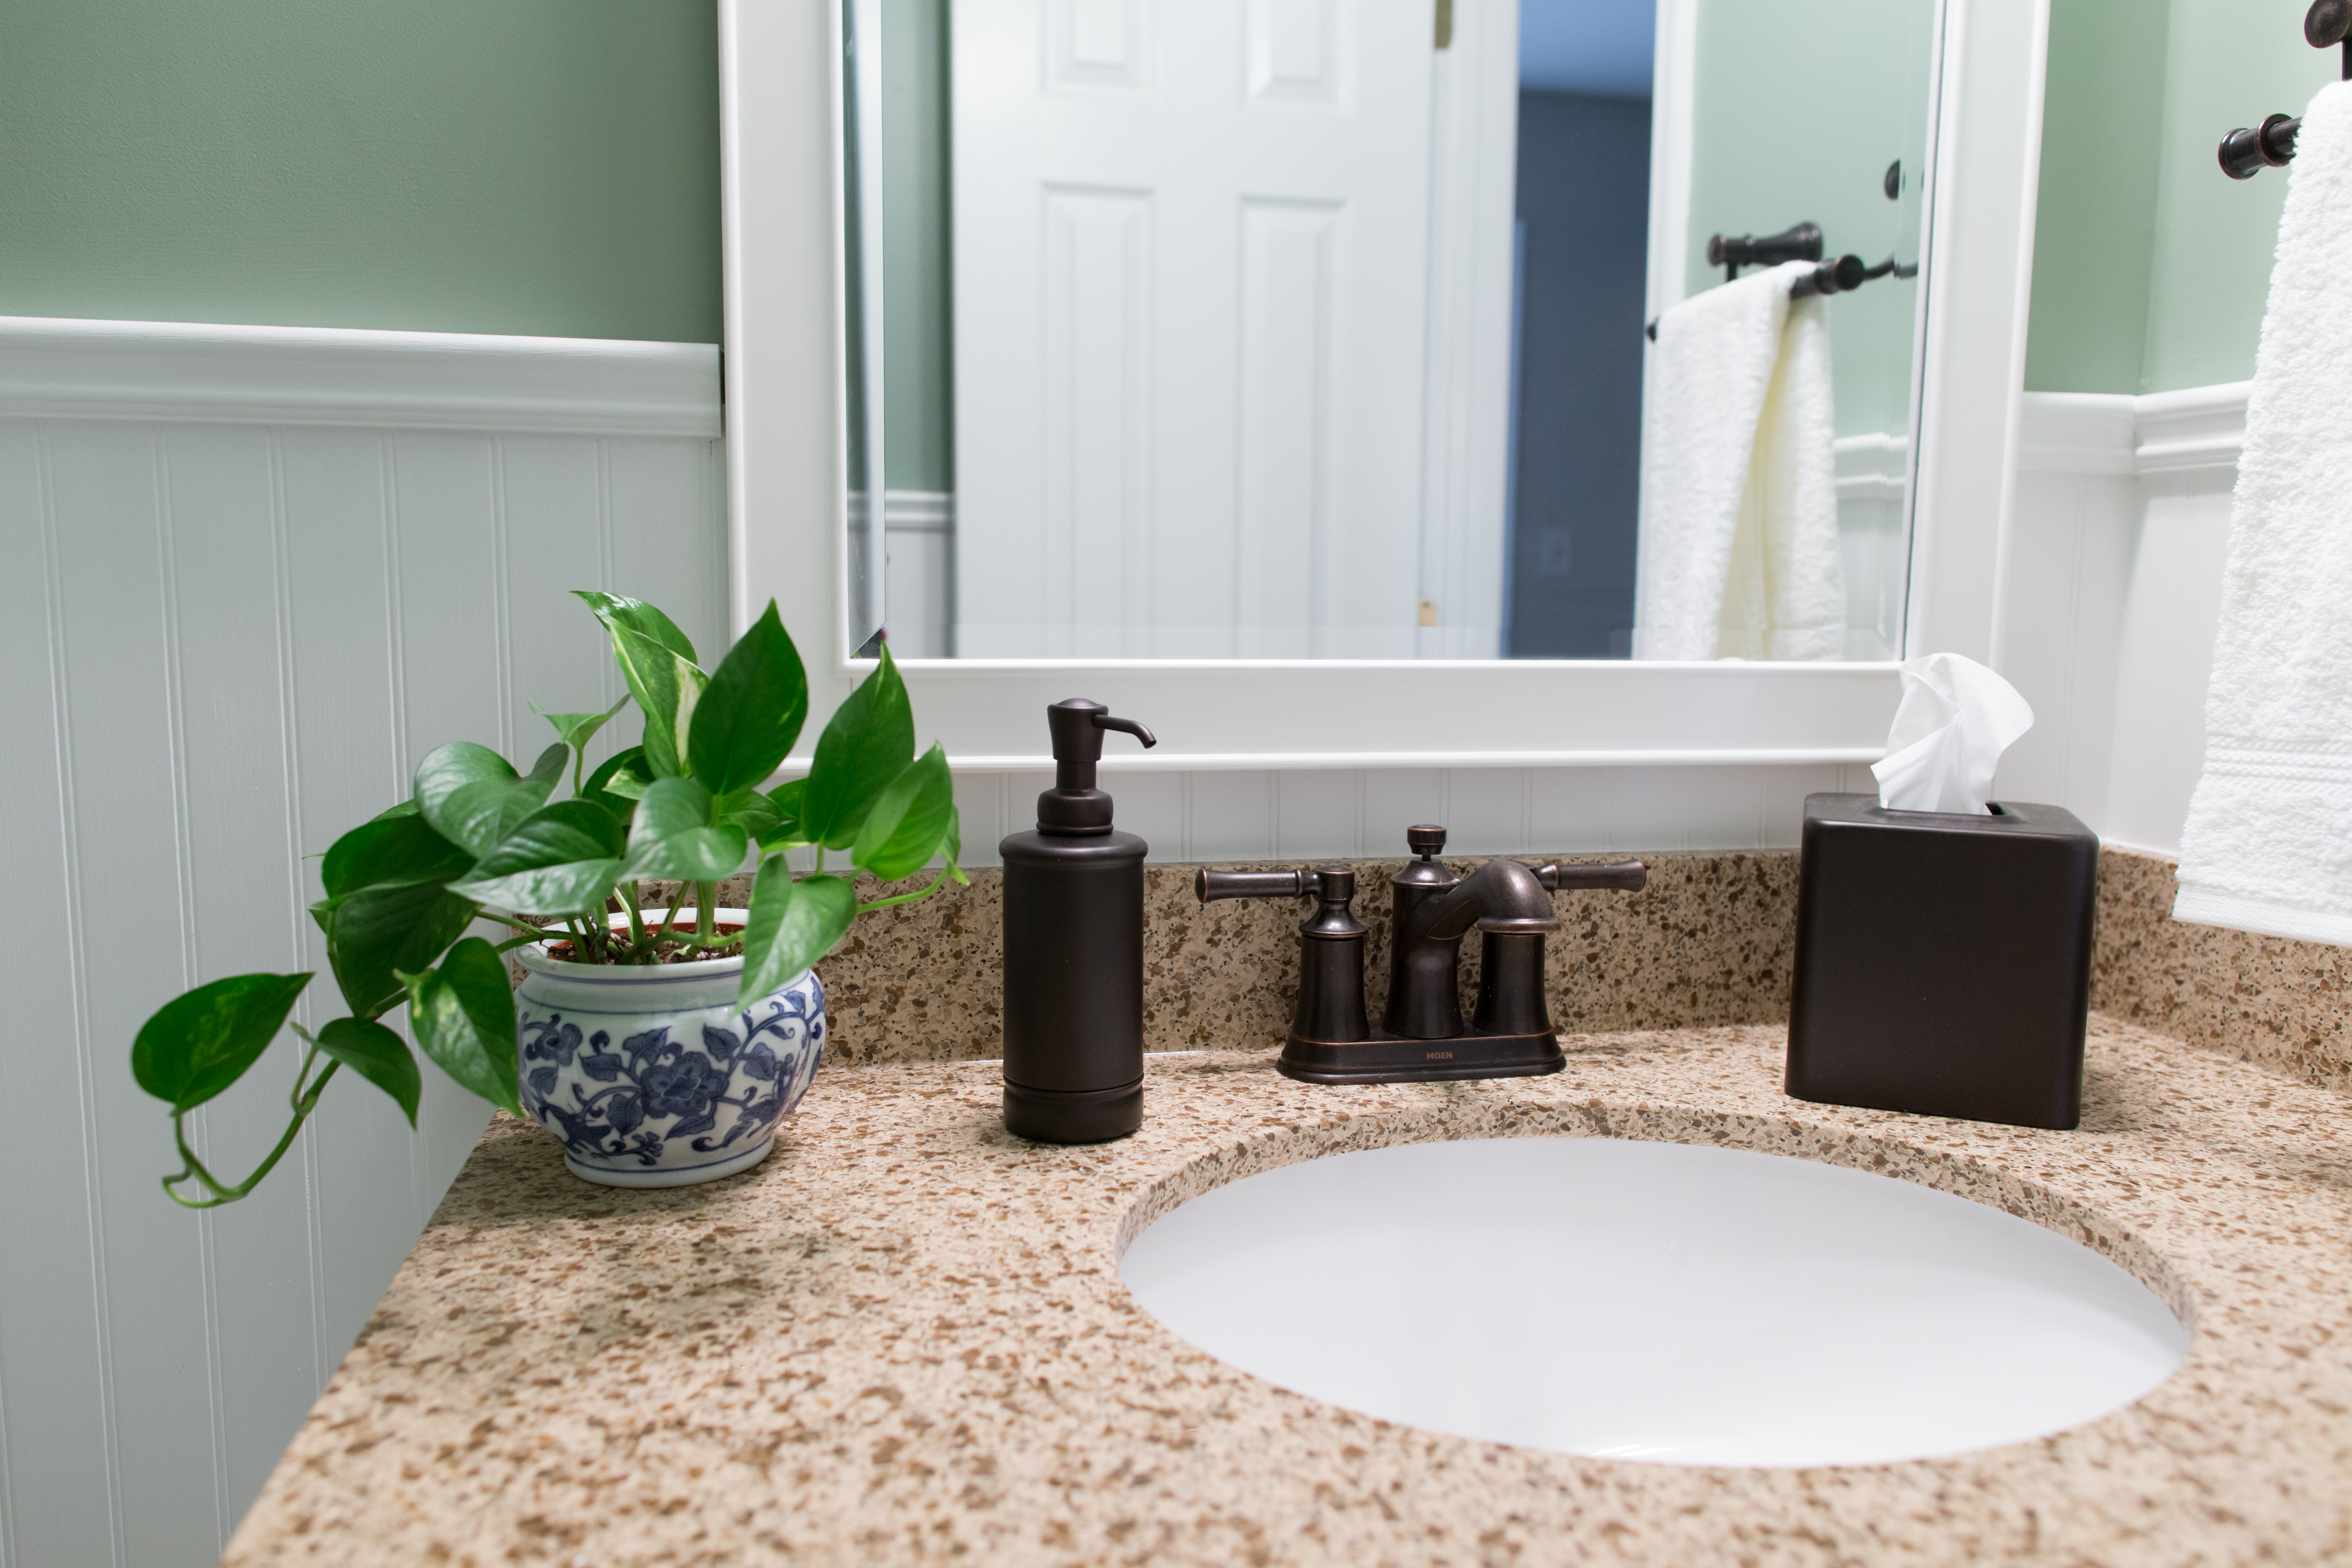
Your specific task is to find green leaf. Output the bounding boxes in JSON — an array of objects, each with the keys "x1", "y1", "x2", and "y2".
[
  {"x1": 715, "y1": 786, "x2": 784, "y2": 840},
  {"x1": 312, "y1": 1017, "x2": 421, "y2": 1127},
  {"x1": 610, "y1": 625, "x2": 708, "y2": 781},
  {"x1": 943, "y1": 804, "x2": 968, "y2": 885},
  {"x1": 757, "y1": 778, "x2": 809, "y2": 851},
  {"x1": 414, "y1": 740, "x2": 512, "y2": 835},
  {"x1": 619, "y1": 777, "x2": 749, "y2": 882},
  {"x1": 445, "y1": 798, "x2": 627, "y2": 916},
  {"x1": 626, "y1": 825, "x2": 745, "y2": 883},
  {"x1": 852, "y1": 743, "x2": 956, "y2": 881},
  {"x1": 320, "y1": 812, "x2": 472, "y2": 900},
  {"x1": 687, "y1": 600, "x2": 809, "y2": 795},
  {"x1": 799, "y1": 645, "x2": 915, "y2": 849},
  {"x1": 314, "y1": 880, "x2": 481, "y2": 1017},
  {"x1": 132, "y1": 973, "x2": 314, "y2": 1114},
  {"x1": 573, "y1": 590, "x2": 698, "y2": 665},
  {"x1": 633, "y1": 775, "x2": 717, "y2": 837},
  {"x1": 533, "y1": 694, "x2": 630, "y2": 755},
  {"x1": 739, "y1": 861, "x2": 856, "y2": 1003},
  {"x1": 580, "y1": 746, "x2": 650, "y2": 818},
  {"x1": 403, "y1": 939, "x2": 522, "y2": 1117},
  {"x1": 578, "y1": 589, "x2": 706, "y2": 779},
  {"x1": 413, "y1": 741, "x2": 567, "y2": 859}
]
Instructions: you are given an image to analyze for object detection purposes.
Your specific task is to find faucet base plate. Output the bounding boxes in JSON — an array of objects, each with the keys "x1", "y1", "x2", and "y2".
[{"x1": 1276, "y1": 1028, "x2": 1563, "y2": 1085}]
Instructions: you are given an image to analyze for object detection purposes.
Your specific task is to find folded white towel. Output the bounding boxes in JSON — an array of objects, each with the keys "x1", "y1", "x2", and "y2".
[
  {"x1": 1635, "y1": 260, "x2": 1846, "y2": 660},
  {"x1": 2175, "y1": 81, "x2": 2352, "y2": 945}
]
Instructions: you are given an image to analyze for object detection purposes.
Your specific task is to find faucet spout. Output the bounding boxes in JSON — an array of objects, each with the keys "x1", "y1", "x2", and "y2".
[
  {"x1": 1414, "y1": 857, "x2": 1563, "y2": 942},
  {"x1": 1401, "y1": 857, "x2": 1566, "y2": 1042}
]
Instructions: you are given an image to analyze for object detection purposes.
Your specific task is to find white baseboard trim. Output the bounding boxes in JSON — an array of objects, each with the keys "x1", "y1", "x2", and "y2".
[
  {"x1": 2018, "y1": 382, "x2": 2251, "y2": 480},
  {"x1": 0, "y1": 315, "x2": 722, "y2": 437}
]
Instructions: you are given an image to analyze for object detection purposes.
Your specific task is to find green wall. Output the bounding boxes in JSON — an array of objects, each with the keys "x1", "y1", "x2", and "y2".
[
  {"x1": 2025, "y1": 0, "x2": 2337, "y2": 394},
  {"x1": 2019, "y1": 0, "x2": 2169, "y2": 394},
  {"x1": 0, "y1": 0, "x2": 722, "y2": 344},
  {"x1": 1685, "y1": 0, "x2": 1937, "y2": 439},
  {"x1": 11, "y1": 0, "x2": 2322, "y2": 405},
  {"x1": 2141, "y1": 0, "x2": 2339, "y2": 390}
]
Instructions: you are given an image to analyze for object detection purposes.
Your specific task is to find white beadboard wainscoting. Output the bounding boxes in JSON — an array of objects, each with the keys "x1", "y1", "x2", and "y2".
[
  {"x1": 1995, "y1": 382, "x2": 2248, "y2": 857},
  {"x1": 0, "y1": 317, "x2": 726, "y2": 1568}
]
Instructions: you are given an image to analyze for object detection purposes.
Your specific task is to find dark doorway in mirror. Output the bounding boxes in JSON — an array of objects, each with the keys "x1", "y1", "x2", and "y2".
[{"x1": 1506, "y1": 89, "x2": 1650, "y2": 659}]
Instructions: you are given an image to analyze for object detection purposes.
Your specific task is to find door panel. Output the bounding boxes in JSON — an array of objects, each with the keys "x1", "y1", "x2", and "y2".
[{"x1": 955, "y1": 0, "x2": 1433, "y2": 658}]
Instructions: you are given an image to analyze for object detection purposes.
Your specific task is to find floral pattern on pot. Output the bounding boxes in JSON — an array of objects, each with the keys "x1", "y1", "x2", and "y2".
[{"x1": 514, "y1": 967, "x2": 824, "y2": 1187}]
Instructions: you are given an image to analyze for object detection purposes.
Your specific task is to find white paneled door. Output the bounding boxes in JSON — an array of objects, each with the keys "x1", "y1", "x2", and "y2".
[{"x1": 952, "y1": 0, "x2": 1436, "y2": 658}]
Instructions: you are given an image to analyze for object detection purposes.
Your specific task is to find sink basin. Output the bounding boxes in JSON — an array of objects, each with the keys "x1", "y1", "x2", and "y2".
[{"x1": 1118, "y1": 1136, "x2": 2190, "y2": 1467}]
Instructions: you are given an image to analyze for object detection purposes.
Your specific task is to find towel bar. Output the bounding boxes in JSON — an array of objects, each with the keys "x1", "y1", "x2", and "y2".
[
  {"x1": 1789, "y1": 253, "x2": 1917, "y2": 301},
  {"x1": 1642, "y1": 253, "x2": 1917, "y2": 342},
  {"x1": 2218, "y1": 0, "x2": 2349, "y2": 179},
  {"x1": 1707, "y1": 222, "x2": 1821, "y2": 284}
]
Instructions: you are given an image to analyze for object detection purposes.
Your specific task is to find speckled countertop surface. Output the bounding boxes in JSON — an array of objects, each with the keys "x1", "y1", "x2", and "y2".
[{"x1": 223, "y1": 1017, "x2": 2352, "y2": 1567}]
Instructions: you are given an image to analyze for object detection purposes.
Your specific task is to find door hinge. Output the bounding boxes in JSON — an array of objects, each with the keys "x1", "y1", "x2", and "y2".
[{"x1": 1434, "y1": 0, "x2": 1453, "y2": 50}]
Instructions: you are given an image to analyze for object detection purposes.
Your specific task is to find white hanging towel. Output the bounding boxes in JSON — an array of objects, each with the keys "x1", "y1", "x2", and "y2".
[
  {"x1": 2175, "y1": 81, "x2": 2352, "y2": 945},
  {"x1": 1634, "y1": 260, "x2": 1845, "y2": 661}
]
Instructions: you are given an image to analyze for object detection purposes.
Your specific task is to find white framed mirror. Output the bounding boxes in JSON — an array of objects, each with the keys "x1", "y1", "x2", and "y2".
[{"x1": 719, "y1": 0, "x2": 2048, "y2": 771}]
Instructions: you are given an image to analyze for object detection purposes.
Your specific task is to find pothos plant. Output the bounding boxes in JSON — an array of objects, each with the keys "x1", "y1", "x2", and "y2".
[{"x1": 131, "y1": 592, "x2": 962, "y2": 1208}]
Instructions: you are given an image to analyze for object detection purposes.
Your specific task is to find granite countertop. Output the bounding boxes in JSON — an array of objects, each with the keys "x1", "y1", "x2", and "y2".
[{"x1": 223, "y1": 1018, "x2": 2352, "y2": 1567}]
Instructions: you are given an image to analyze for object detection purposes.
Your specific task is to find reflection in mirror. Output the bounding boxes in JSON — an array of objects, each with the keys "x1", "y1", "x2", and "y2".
[
  {"x1": 843, "y1": 0, "x2": 889, "y2": 657},
  {"x1": 842, "y1": 0, "x2": 1936, "y2": 662}
]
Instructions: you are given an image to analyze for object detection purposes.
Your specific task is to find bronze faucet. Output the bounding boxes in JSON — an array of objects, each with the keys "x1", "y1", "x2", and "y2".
[{"x1": 1195, "y1": 825, "x2": 1645, "y2": 1083}]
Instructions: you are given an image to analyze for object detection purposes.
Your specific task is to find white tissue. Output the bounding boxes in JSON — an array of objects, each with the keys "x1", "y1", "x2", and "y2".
[{"x1": 1871, "y1": 653, "x2": 2035, "y2": 814}]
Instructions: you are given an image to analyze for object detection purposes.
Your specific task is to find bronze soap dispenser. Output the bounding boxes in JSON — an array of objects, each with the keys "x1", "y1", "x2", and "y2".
[{"x1": 999, "y1": 698, "x2": 1157, "y2": 1143}]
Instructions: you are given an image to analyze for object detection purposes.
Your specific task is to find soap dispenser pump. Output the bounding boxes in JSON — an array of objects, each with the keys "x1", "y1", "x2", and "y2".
[{"x1": 999, "y1": 698, "x2": 1157, "y2": 1144}]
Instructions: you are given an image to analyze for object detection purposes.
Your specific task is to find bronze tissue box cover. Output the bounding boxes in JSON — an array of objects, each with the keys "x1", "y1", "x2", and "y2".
[{"x1": 1785, "y1": 792, "x2": 2098, "y2": 1131}]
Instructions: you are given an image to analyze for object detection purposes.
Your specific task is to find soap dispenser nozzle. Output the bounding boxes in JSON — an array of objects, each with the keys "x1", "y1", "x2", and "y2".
[{"x1": 1038, "y1": 698, "x2": 1157, "y2": 835}]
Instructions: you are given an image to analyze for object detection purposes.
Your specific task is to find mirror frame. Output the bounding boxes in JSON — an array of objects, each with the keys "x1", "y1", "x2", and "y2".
[{"x1": 717, "y1": 0, "x2": 2049, "y2": 772}]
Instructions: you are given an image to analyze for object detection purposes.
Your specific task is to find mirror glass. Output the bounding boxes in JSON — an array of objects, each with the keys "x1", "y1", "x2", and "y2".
[{"x1": 842, "y1": 0, "x2": 1937, "y2": 661}]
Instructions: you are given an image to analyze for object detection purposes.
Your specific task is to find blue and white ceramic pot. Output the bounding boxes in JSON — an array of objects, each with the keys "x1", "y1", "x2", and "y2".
[{"x1": 512, "y1": 912, "x2": 824, "y2": 1187}]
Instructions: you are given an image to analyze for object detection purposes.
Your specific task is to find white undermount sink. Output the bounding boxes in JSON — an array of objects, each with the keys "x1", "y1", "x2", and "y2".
[{"x1": 1118, "y1": 1137, "x2": 2191, "y2": 1468}]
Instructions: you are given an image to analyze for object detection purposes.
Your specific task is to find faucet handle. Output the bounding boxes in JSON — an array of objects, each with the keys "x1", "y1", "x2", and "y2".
[
  {"x1": 1195, "y1": 867, "x2": 1315, "y2": 904},
  {"x1": 1531, "y1": 859, "x2": 1647, "y2": 893}
]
